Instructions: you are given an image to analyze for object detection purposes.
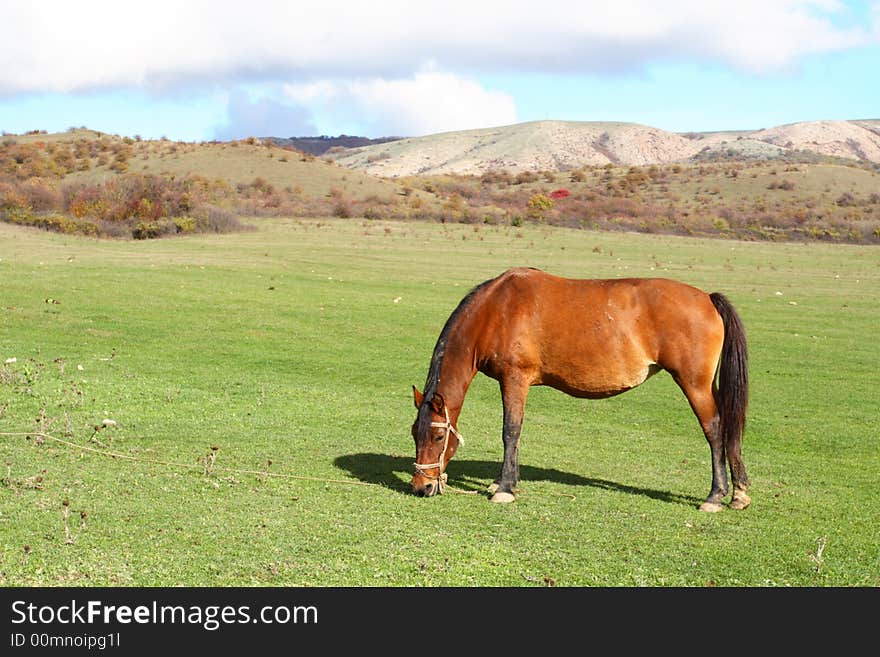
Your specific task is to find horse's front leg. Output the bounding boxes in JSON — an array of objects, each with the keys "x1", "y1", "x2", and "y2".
[{"x1": 490, "y1": 378, "x2": 529, "y2": 503}]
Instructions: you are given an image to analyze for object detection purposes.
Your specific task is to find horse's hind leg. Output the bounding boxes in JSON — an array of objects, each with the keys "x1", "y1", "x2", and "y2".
[
  {"x1": 726, "y1": 430, "x2": 751, "y2": 510},
  {"x1": 676, "y1": 379, "x2": 729, "y2": 512},
  {"x1": 491, "y1": 377, "x2": 529, "y2": 503}
]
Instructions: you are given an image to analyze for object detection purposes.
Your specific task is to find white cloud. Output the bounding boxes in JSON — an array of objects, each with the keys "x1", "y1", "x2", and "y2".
[
  {"x1": 283, "y1": 72, "x2": 517, "y2": 136},
  {"x1": 214, "y1": 91, "x2": 316, "y2": 140},
  {"x1": 1, "y1": 1, "x2": 875, "y2": 97},
  {"x1": 2, "y1": 1, "x2": 876, "y2": 137},
  {"x1": 872, "y1": 1, "x2": 880, "y2": 39}
]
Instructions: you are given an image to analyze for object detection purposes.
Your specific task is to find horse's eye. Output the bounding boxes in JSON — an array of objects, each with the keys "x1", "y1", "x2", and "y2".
[{"x1": 435, "y1": 433, "x2": 445, "y2": 442}]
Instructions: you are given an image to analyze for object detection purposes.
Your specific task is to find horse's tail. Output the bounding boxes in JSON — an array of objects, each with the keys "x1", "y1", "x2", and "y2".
[{"x1": 709, "y1": 292, "x2": 749, "y2": 484}]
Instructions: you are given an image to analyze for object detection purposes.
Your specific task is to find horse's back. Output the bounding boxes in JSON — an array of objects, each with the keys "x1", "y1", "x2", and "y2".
[{"x1": 478, "y1": 269, "x2": 723, "y2": 397}]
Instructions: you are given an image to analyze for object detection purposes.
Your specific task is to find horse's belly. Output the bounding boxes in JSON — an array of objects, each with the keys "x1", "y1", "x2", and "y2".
[{"x1": 539, "y1": 361, "x2": 660, "y2": 399}]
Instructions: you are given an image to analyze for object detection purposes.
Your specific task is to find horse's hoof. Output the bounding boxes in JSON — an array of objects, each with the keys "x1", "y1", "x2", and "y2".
[
  {"x1": 487, "y1": 482, "x2": 499, "y2": 495},
  {"x1": 730, "y1": 492, "x2": 751, "y2": 510},
  {"x1": 699, "y1": 501, "x2": 724, "y2": 513},
  {"x1": 490, "y1": 491, "x2": 516, "y2": 504}
]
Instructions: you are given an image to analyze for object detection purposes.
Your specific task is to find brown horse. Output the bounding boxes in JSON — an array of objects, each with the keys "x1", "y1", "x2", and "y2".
[{"x1": 411, "y1": 268, "x2": 750, "y2": 512}]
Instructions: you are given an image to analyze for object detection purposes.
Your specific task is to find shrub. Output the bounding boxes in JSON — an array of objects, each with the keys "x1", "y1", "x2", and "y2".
[
  {"x1": 836, "y1": 192, "x2": 857, "y2": 207},
  {"x1": 363, "y1": 206, "x2": 386, "y2": 220},
  {"x1": 514, "y1": 171, "x2": 539, "y2": 185},
  {"x1": 192, "y1": 205, "x2": 246, "y2": 234},
  {"x1": 441, "y1": 194, "x2": 466, "y2": 220},
  {"x1": 481, "y1": 169, "x2": 513, "y2": 185},
  {"x1": 109, "y1": 158, "x2": 129, "y2": 173},
  {"x1": 172, "y1": 216, "x2": 196, "y2": 234},
  {"x1": 132, "y1": 219, "x2": 177, "y2": 240},
  {"x1": 20, "y1": 180, "x2": 62, "y2": 211},
  {"x1": 2, "y1": 208, "x2": 100, "y2": 237},
  {"x1": 1, "y1": 185, "x2": 30, "y2": 211},
  {"x1": 333, "y1": 199, "x2": 353, "y2": 218},
  {"x1": 65, "y1": 184, "x2": 105, "y2": 218},
  {"x1": 526, "y1": 193, "x2": 554, "y2": 220},
  {"x1": 767, "y1": 179, "x2": 796, "y2": 191}
]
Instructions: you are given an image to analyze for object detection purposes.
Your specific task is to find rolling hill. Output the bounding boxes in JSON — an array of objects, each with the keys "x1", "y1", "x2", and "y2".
[
  {"x1": 3, "y1": 125, "x2": 878, "y2": 244},
  {"x1": 4, "y1": 129, "x2": 406, "y2": 201},
  {"x1": 329, "y1": 119, "x2": 880, "y2": 176}
]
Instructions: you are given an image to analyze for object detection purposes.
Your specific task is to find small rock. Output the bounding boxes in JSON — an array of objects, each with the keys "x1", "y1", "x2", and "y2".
[{"x1": 5, "y1": 357, "x2": 16, "y2": 364}]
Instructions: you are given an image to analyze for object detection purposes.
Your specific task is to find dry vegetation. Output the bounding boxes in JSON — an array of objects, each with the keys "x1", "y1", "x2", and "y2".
[
  {"x1": 0, "y1": 129, "x2": 428, "y2": 238},
  {"x1": 2, "y1": 128, "x2": 879, "y2": 243},
  {"x1": 399, "y1": 159, "x2": 880, "y2": 244}
]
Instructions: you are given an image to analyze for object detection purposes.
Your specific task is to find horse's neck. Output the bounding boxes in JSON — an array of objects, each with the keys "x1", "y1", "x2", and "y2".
[{"x1": 436, "y1": 335, "x2": 478, "y2": 421}]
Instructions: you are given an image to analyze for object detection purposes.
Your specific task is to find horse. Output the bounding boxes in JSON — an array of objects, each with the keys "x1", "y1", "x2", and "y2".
[{"x1": 410, "y1": 268, "x2": 750, "y2": 512}]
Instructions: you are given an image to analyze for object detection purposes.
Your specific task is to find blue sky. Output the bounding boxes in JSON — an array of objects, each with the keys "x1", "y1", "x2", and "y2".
[{"x1": 1, "y1": 1, "x2": 877, "y2": 140}]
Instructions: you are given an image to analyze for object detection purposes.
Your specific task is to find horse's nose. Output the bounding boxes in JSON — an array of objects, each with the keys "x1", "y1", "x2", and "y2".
[{"x1": 413, "y1": 482, "x2": 436, "y2": 497}]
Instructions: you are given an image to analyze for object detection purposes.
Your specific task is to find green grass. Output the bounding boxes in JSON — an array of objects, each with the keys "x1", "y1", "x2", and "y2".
[{"x1": 1, "y1": 218, "x2": 878, "y2": 586}]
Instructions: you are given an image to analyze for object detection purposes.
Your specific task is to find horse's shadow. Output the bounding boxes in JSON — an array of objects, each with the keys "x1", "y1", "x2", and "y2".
[{"x1": 333, "y1": 453, "x2": 701, "y2": 506}]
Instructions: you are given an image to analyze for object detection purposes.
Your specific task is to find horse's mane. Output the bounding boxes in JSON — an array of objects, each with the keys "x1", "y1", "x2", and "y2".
[{"x1": 422, "y1": 276, "x2": 497, "y2": 405}]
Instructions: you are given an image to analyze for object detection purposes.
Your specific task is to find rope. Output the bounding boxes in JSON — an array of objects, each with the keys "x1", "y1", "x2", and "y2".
[
  {"x1": 0, "y1": 431, "x2": 479, "y2": 494},
  {"x1": 413, "y1": 405, "x2": 468, "y2": 494}
]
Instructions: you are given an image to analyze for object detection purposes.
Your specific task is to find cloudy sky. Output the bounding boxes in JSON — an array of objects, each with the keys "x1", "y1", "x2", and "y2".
[{"x1": 1, "y1": 1, "x2": 878, "y2": 140}]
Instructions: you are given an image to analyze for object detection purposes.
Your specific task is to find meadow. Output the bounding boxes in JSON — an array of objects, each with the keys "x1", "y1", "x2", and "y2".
[{"x1": 1, "y1": 217, "x2": 877, "y2": 586}]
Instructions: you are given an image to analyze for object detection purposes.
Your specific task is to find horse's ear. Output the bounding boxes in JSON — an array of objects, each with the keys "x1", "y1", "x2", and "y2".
[
  {"x1": 412, "y1": 386, "x2": 424, "y2": 409},
  {"x1": 430, "y1": 392, "x2": 446, "y2": 414}
]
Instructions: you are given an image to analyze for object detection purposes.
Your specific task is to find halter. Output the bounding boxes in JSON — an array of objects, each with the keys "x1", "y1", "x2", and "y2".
[{"x1": 413, "y1": 405, "x2": 464, "y2": 493}]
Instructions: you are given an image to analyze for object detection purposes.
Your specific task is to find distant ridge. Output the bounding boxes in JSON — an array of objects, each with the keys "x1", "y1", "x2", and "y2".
[
  {"x1": 324, "y1": 119, "x2": 880, "y2": 176},
  {"x1": 265, "y1": 134, "x2": 402, "y2": 156}
]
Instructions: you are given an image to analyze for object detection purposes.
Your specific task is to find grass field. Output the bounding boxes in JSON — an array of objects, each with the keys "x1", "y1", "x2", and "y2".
[{"x1": 1, "y1": 218, "x2": 878, "y2": 586}]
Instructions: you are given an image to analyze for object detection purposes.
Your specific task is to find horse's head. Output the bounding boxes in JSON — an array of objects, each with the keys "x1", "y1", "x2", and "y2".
[{"x1": 410, "y1": 386, "x2": 462, "y2": 497}]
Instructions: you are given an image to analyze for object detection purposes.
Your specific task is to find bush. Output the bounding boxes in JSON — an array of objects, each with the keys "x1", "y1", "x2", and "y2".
[
  {"x1": 767, "y1": 179, "x2": 796, "y2": 190},
  {"x1": 836, "y1": 192, "x2": 857, "y2": 207},
  {"x1": 1, "y1": 208, "x2": 100, "y2": 237},
  {"x1": 1, "y1": 171, "x2": 250, "y2": 239},
  {"x1": 132, "y1": 219, "x2": 176, "y2": 239},
  {"x1": 173, "y1": 216, "x2": 196, "y2": 234},
  {"x1": 481, "y1": 169, "x2": 513, "y2": 185},
  {"x1": 363, "y1": 206, "x2": 386, "y2": 220},
  {"x1": 1, "y1": 185, "x2": 30, "y2": 211},
  {"x1": 526, "y1": 193, "x2": 554, "y2": 220},
  {"x1": 333, "y1": 199, "x2": 353, "y2": 218},
  {"x1": 192, "y1": 205, "x2": 246, "y2": 234},
  {"x1": 514, "y1": 171, "x2": 539, "y2": 185}
]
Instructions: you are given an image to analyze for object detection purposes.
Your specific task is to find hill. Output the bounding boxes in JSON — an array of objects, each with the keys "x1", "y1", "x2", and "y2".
[
  {"x1": 0, "y1": 129, "x2": 431, "y2": 238},
  {"x1": 3, "y1": 127, "x2": 878, "y2": 244},
  {"x1": 329, "y1": 119, "x2": 880, "y2": 176},
  {"x1": 5, "y1": 129, "x2": 404, "y2": 201},
  {"x1": 330, "y1": 121, "x2": 700, "y2": 175},
  {"x1": 749, "y1": 120, "x2": 880, "y2": 162},
  {"x1": 265, "y1": 134, "x2": 402, "y2": 156}
]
